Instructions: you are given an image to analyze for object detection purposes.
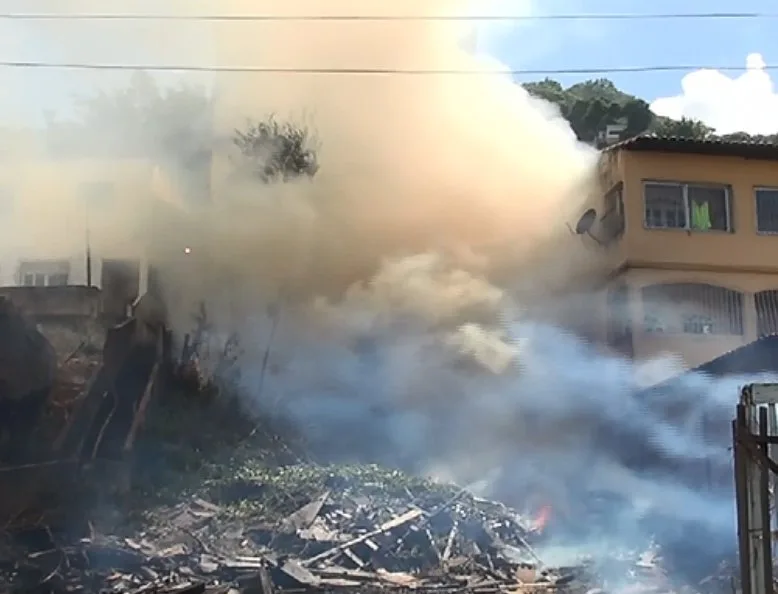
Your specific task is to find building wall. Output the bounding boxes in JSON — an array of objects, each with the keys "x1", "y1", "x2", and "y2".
[
  {"x1": 0, "y1": 285, "x2": 101, "y2": 319},
  {"x1": 607, "y1": 268, "x2": 778, "y2": 371},
  {"x1": 0, "y1": 157, "x2": 169, "y2": 288},
  {"x1": 620, "y1": 150, "x2": 778, "y2": 273}
]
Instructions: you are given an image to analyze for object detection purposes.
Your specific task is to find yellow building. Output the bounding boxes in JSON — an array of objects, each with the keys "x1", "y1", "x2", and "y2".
[{"x1": 580, "y1": 135, "x2": 778, "y2": 370}]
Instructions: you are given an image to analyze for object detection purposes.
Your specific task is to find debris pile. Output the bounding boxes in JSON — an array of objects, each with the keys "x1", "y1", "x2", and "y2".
[{"x1": 0, "y1": 464, "x2": 730, "y2": 594}]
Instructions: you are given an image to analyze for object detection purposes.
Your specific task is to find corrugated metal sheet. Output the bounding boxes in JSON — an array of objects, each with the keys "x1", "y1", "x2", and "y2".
[
  {"x1": 607, "y1": 134, "x2": 778, "y2": 160},
  {"x1": 620, "y1": 337, "x2": 778, "y2": 492},
  {"x1": 646, "y1": 335, "x2": 778, "y2": 396}
]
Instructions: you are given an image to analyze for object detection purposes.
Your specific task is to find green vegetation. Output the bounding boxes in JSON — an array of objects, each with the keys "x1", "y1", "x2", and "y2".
[
  {"x1": 522, "y1": 77, "x2": 778, "y2": 145},
  {"x1": 113, "y1": 391, "x2": 463, "y2": 529},
  {"x1": 234, "y1": 116, "x2": 320, "y2": 183}
]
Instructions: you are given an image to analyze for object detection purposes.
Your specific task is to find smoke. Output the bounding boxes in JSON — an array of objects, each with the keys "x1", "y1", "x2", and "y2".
[
  {"x1": 1, "y1": 0, "x2": 748, "y2": 580},
  {"x1": 147, "y1": 0, "x2": 600, "y2": 326},
  {"x1": 0, "y1": 0, "x2": 599, "y2": 312}
]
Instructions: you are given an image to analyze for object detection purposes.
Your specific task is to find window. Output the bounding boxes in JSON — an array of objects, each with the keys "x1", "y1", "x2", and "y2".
[
  {"x1": 755, "y1": 289, "x2": 778, "y2": 336},
  {"x1": 18, "y1": 260, "x2": 70, "y2": 287},
  {"x1": 644, "y1": 182, "x2": 731, "y2": 232},
  {"x1": 682, "y1": 314, "x2": 714, "y2": 335},
  {"x1": 601, "y1": 182, "x2": 625, "y2": 239},
  {"x1": 755, "y1": 188, "x2": 778, "y2": 233},
  {"x1": 643, "y1": 314, "x2": 666, "y2": 333},
  {"x1": 47, "y1": 273, "x2": 69, "y2": 286},
  {"x1": 22, "y1": 273, "x2": 46, "y2": 287},
  {"x1": 641, "y1": 283, "x2": 744, "y2": 335}
]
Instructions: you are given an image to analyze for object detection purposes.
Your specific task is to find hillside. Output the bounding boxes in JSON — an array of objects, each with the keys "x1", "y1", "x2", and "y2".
[{"x1": 522, "y1": 77, "x2": 777, "y2": 146}]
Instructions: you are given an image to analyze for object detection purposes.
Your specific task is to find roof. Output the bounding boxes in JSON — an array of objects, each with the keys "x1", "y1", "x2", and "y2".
[
  {"x1": 627, "y1": 335, "x2": 778, "y2": 483},
  {"x1": 608, "y1": 133, "x2": 778, "y2": 160},
  {"x1": 640, "y1": 334, "x2": 778, "y2": 398}
]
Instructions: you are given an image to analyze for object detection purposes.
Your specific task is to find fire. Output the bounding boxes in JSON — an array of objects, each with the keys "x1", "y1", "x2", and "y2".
[{"x1": 533, "y1": 504, "x2": 552, "y2": 533}]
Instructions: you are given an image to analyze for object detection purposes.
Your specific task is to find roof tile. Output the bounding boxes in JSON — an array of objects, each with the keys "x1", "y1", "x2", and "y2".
[{"x1": 607, "y1": 134, "x2": 778, "y2": 160}]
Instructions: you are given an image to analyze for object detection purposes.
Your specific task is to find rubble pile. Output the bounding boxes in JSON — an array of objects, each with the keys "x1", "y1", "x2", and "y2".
[{"x1": 0, "y1": 464, "x2": 733, "y2": 594}]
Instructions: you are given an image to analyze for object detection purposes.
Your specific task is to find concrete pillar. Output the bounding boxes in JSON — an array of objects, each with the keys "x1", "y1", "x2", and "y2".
[
  {"x1": 626, "y1": 281, "x2": 642, "y2": 359},
  {"x1": 138, "y1": 252, "x2": 149, "y2": 296},
  {"x1": 742, "y1": 292, "x2": 758, "y2": 342}
]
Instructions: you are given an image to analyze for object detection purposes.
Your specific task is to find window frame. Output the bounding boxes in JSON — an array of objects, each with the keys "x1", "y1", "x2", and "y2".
[
  {"x1": 682, "y1": 313, "x2": 715, "y2": 335},
  {"x1": 18, "y1": 260, "x2": 70, "y2": 287},
  {"x1": 754, "y1": 186, "x2": 778, "y2": 235},
  {"x1": 640, "y1": 282, "x2": 744, "y2": 336},
  {"x1": 642, "y1": 180, "x2": 733, "y2": 233},
  {"x1": 600, "y1": 181, "x2": 625, "y2": 239}
]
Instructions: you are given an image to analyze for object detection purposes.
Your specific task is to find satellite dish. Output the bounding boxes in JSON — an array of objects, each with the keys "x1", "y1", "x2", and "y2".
[{"x1": 575, "y1": 208, "x2": 598, "y2": 235}]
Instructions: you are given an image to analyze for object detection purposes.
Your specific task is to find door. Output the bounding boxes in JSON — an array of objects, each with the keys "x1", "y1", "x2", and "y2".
[{"x1": 101, "y1": 260, "x2": 140, "y2": 323}]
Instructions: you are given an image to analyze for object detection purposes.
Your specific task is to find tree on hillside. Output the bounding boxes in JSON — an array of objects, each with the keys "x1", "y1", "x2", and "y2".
[
  {"x1": 522, "y1": 77, "x2": 714, "y2": 144},
  {"x1": 523, "y1": 77, "x2": 655, "y2": 145},
  {"x1": 652, "y1": 116, "x2": 714, "y2": 139},
  {"x1": 718, "y1": 131, "x2": 778, "y2": 143}
]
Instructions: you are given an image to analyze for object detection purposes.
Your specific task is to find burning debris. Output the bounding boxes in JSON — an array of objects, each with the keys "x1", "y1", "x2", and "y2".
[
  {"x1": 0, "y1": 285, "x2": 743, "y2": 594},
  {"x1": 0, "y1": 464, "x2": 735, "y2": 594},
  {"x1": 0, "y1": 294, "x2": 742, "y2": 594}
]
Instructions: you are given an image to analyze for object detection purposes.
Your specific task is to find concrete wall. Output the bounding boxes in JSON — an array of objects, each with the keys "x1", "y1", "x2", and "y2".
[
  {"x1": 0, "y1": 285, "x2": 101, "y2": 319},
  {"x1": 612, "y1": 268, "x2": 778, "y2": 372},
  {"x1": 0, "y1": 156, "x2": 190, "y2": 291}
]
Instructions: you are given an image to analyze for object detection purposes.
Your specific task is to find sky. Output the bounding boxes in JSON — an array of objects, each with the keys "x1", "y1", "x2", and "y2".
[
  {"x1": 486, "y1": 0, "x2": 778, "y2": 134},
  {"x1": 0, "y1": 0, "x2": 214, "y2": 124},
  {"x1": 0, "y1": 0, "x2": 778, "y2": 134}
]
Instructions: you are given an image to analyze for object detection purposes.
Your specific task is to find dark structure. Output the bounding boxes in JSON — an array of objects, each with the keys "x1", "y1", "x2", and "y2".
[
  {"x1": 629, "y1": 336, "x2": 778, "y2": 485},
  {"x1": 656, "y1": 334, "x2": 778, "y2": 381}
]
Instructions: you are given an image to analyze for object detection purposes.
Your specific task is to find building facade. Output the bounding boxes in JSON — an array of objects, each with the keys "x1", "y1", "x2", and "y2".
[
  {"x1": 581, "y1": 136, "x2": 778, "y2": 371},
  {"x1": 0, "y1": 133, "x2": 189, "y2": 321}
]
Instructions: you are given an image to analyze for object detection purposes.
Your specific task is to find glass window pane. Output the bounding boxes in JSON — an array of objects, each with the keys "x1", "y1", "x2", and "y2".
[
  {"x1": 644, "y1": 183, "x2": 685, "y2": 228},
  {"x1": 756, "y1": 189, "x2": 778, "y2": 232}
]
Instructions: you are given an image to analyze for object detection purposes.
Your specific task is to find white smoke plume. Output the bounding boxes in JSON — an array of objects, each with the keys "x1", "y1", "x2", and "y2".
[{"x1": 2, "y1": 0, "x2": 748, "y2": 579}]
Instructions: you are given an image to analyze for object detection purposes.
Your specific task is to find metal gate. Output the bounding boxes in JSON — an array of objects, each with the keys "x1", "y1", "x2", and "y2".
[{"x1": 733, "y1": 383, "x2": 778, "y2": 594}]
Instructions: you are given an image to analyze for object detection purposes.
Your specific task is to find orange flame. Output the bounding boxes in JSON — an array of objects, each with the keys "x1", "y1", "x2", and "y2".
[{"x1": 533, "y1": 504, "x2": 552, "y2": 532}]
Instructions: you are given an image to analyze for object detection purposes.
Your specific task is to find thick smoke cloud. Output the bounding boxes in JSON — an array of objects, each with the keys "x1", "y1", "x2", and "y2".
[{"x1": 5, "y1": 0, "x2": 748, "y2": 579}]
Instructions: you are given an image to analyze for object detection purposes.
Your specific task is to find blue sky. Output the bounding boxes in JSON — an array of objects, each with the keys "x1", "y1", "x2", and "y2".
[{"x1": 489, "y1": 0, "x2": 777, "y2": 99}]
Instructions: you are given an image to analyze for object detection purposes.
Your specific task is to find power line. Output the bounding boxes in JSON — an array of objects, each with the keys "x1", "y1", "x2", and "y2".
[
  {"x1": 0, "y1": 12, "x2": 776, "y2": 22},
  {"x1": 0, "y1": 60, "x2": 772, "y2": 75}
]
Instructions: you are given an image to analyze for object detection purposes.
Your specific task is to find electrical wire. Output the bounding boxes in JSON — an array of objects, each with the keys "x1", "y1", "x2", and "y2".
[
  {"x1": 0, "y1": 61, "x2": 772, "y2": 75},
  {"x1": 0, "y1": 12, "x2": 775, "y2": 22}
]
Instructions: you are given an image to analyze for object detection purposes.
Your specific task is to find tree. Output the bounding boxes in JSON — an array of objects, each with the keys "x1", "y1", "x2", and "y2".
[
  {"x1": 522, "y1": 77, "x2": 720, "y2": 145},
  {"x1": 651, "y1": 117, "x2": 714, "y2": 139},
  {"x1": 523, "y1": 77, "x2": 656, "y2": 145},
  {"x1": 47, "y1": 73, "x2": 321, "y2": 193},
  {"x1": 718, "y1": 131, "x2": 778, "y2": 143},
  {"x1": 47, "y1": 71, "x2": 213, "y2": 167},
  {"x1": 233, "y1": 116, "x2": 319, "y2": 183},
  {"x1": 523, "y1": 78, "x2": 566, "y2": 105}
]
